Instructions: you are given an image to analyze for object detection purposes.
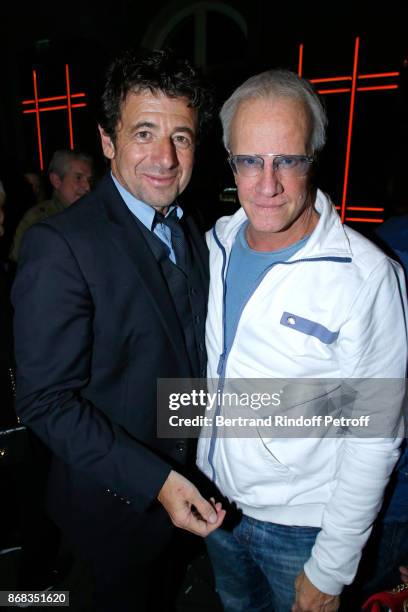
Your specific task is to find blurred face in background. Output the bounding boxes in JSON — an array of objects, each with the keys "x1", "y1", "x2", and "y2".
[{"x1": 50, "y1": 160, "x2": 94, "y2": 206}]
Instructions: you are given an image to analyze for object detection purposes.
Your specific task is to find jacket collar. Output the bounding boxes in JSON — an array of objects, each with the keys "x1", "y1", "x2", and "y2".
[{"x1": 212, "y1": 189, "x2": 353, "y2": 259}]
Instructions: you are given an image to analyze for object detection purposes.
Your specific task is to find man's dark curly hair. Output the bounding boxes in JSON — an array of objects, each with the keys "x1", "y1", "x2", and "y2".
[{"x1": 98, "y1": 48, "x2": 214, "y2": 142}]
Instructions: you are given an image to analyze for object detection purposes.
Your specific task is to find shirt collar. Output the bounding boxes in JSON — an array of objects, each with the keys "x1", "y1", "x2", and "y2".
[{"x1": 111, "y1": 172, "x2": 183, "y2": 231}]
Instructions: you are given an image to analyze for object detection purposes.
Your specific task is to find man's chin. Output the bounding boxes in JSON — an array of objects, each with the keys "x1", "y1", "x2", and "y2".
[
  {"x1": 153, "y1": 202, "x2": 173, "y2": 210},
  {"x1": 145, "y1": 190, "x2": 180, "y2": 210}
]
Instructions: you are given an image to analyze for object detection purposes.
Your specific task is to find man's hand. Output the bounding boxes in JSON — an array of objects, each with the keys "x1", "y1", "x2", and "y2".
[
  {"x1": 157, "y1": 470, "x2": 226, "y2": 536},
  {"x1": 400, "y1": 566, "x2": 408, "y2": 584},
  {"x1": 292, "y1": 571, "x2": 340, "y2": 612}
]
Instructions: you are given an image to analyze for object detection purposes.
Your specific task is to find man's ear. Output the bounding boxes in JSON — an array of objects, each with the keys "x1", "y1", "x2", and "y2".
[
  {"x1": 98, "y1": 125, "x2": 115, "y2": 160},
  {"x1": 49, "y1": 172, "x2": 62, "y2": 190}
]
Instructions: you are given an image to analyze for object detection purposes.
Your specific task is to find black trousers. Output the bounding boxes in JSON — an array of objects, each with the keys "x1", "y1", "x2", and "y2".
[{"x1": 58, "y1": 503, "x2": 189, "y2": 612}]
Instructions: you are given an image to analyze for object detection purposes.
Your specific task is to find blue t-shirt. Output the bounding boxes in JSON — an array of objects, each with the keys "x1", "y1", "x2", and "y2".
[{"x1": 225, "y1": 222, "x2": 308, "y2": 354}]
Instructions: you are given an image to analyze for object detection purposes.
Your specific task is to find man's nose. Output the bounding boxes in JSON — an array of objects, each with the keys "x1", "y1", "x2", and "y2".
[
  {"x1": 255, "y1": 163, "x2": 283, "y2": 197},
  {"x1": 152, "y1": 138, "x2": 179, "y2": 168}
]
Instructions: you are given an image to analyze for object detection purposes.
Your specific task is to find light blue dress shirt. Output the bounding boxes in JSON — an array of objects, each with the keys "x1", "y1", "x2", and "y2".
[{"x1": 111, "y1": 173, "x2": 183, "y2": 264}]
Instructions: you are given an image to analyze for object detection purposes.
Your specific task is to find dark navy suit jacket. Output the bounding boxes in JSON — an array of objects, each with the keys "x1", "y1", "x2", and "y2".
[{"x1": 12, "y1": 175, "x2": 209, "y2": 559}]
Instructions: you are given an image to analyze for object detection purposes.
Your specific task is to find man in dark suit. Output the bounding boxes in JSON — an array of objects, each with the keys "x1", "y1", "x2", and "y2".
[{"x1": 12, "y1": 48, "x2": 225, "y2": 611}]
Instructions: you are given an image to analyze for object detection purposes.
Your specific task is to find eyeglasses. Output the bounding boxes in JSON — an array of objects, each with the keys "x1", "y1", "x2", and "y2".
[{"x1": 228, "y1": 153, "x2": 314, "y2": 178}]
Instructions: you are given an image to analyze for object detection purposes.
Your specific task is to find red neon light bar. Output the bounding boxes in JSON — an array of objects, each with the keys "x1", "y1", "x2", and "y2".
[
  {"x1": 22, "y1": 93, "x2": 85, "y2": 105},
  {"x1": 335, "y1": 206, "x2": 385, "y2": 212},
  {"x1": 346, "y1": 207, "x2": 384, "y2": 212},
  {"x1": 345, "y1": 218, "x2": 383, "y2": 223},
  {"x1": 309, "y1": 72, "x2": 399, "y2": 84},
  {"x1": 32, "y1": 70, "x2": 44, "y2": 171},
  {"x1": 358, "y1": 72, "x2": 399, "y2": 79},
  {"x1": 318, "y1": 88, "x2": 351, "y2": 94},
  {"x1": 23, "y1": 103, "x2": 87, "y2": 114},
  {"x1": 311, "y1": 76, "x2": 352, "y2": 84},
  {"x1": 298, "y1": 43, "x2": 303, "y2": 77},
  {"x1": 65, "y1": 64, "x2": 74, "y2": 149},
  {"x1": 358, "y1": 84, "x2": 398, "y2": 92},
  {"x1": 318, "y1": 85, "x2": 398, "y2": 94},
  {"x1": 341, "y1": 36, "x2": 360, "y2": 223}
]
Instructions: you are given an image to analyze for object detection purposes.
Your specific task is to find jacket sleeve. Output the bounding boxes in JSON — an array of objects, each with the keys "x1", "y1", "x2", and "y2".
[
  {"x1": 304, "y1": 257, "x2": 408, "y2": 595},
  {"x1": 12, "y1": 223, "x2": 171, "y2": 512}
]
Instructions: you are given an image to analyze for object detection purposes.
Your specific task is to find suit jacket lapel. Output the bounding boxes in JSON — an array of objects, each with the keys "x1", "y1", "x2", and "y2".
[{"x1": 97, "y1": 175, "x2": 189, "y2": 365}]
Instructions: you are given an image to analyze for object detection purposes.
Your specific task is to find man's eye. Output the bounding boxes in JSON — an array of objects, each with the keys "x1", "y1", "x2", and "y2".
[
  {"x1": 241, "y1": 156, "x2": 258, "y2": 167},
  {"x1": 173, "y1": 135, "x2": 192, "y2": 149},
  {"x1": 135, "y1": 131, "x2": 152, "y2": 142},
  {"x1": 276, "y1": 156, "x2": 298, "y2": 168},
  {"x1": 279, "y1": 156, "x2": 296, "y2": 166}
]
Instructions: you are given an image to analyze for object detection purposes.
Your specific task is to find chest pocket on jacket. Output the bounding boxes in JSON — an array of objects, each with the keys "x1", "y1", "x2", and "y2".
[{"x1": 280, "y1": 311, "x2": 339, "y2": 345}]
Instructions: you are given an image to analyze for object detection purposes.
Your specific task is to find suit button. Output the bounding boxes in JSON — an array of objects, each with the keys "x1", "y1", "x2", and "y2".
[
  {"x1": 200, "y1": 369, "x2": 206, "y2": 377},
  {"x1": 190, "y1": 287, "x2": 197, "y2": 296},
  {"x1": 176, "y1": 442, "x2": 186, "y2": 453},
  {"x1": 199, "y1": 342, "x2": 204, "y2": 352},
  {"x1": 194, "y1": 315, "x2": 201, "y2": 324}
]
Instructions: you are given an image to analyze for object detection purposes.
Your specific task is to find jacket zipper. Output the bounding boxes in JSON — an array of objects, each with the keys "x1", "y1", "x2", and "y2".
[
  {"x1": 207, "y1": 226, "x2": 351, "y2": 482},
  {"x1": 208, "y1": 228, "x2": 228, "y2": 481}
]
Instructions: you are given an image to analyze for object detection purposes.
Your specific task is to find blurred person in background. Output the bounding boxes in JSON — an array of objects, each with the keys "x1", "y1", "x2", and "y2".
[{"x1": 9, "y1": 150, "x2": 94, "y2": 262}]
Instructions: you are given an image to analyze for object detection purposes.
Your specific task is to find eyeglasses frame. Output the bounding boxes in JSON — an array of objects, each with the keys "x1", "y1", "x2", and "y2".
[{"x1": 227, "y1": 152, "x2": 315, "y2": 177}]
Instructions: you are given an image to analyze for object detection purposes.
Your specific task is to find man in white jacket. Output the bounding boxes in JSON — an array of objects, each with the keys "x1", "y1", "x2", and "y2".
[{"x1": 196, "y1": 69, "x2": 407, "y2": 611}]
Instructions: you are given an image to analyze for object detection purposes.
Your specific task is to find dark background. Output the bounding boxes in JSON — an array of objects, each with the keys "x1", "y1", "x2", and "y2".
[{"x1": 1, "y1": 0, "x2": 407, "y2": 228}]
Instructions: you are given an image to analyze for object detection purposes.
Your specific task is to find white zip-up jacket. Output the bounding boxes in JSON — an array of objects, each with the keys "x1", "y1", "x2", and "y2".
[{"x1": 197, "y1": 190, "x2": 407, "y2": 595}]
